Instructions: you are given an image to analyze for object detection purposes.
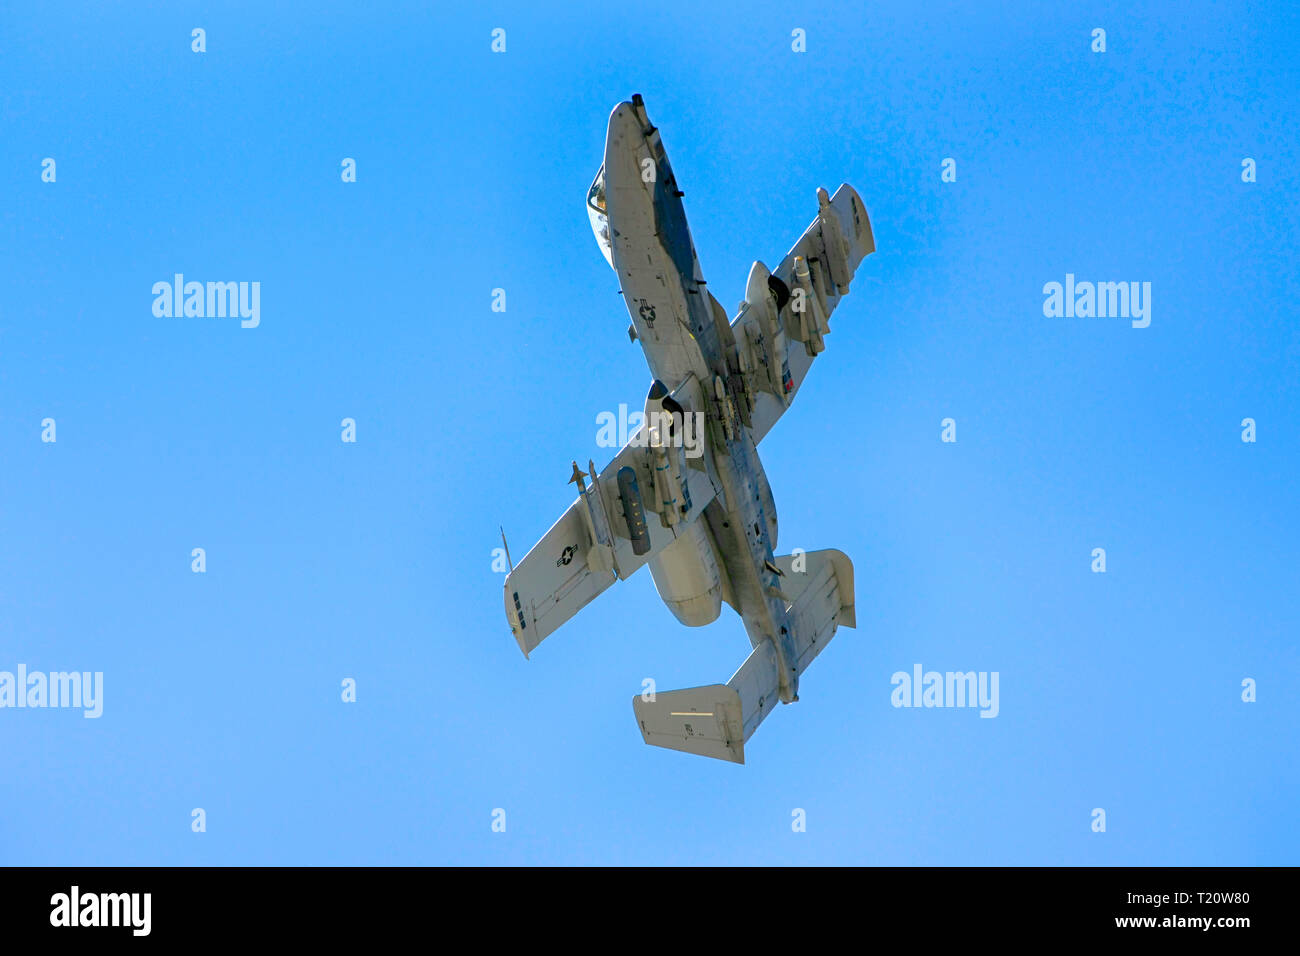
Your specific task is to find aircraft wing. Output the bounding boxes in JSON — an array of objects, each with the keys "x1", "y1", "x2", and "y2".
[
  {"x1": 732, "y1": 183, "x2": 875, "y2": 444},
  {"x1": 504, "y1": 389, "x2": 720, "y2": 657}
]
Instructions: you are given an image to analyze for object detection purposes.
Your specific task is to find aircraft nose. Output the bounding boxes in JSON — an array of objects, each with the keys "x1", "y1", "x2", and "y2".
[
  {"x1": 605, "y1": 101, "x2": 643, "y2": 154},
  {"x1": 607, "y1": 100, "x2": 637, "y2": 126},
  {"x1": 603, "y1": 101, "x2": 652, "y2": 208}
]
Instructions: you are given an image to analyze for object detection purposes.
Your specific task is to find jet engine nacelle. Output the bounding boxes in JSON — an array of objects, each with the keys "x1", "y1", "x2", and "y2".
[{"x1": 649, "y1": 520, "x2": 723, "y2": 627}]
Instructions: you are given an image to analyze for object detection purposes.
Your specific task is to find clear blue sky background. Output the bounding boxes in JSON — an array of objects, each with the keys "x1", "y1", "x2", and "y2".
[{"x1": 2, "y1": 1, "x2": 1297, "y2": 865}]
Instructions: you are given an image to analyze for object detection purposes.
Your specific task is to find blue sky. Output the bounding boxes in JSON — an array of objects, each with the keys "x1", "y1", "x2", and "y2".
[{"x1": 1, "y1": 1, "x2": 1296, "y2": 865}]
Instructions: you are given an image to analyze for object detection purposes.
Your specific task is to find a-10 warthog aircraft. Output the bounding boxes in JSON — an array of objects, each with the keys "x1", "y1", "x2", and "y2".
[{"x1": 503, "y1": 95, "x2": 875, "y2": 762}]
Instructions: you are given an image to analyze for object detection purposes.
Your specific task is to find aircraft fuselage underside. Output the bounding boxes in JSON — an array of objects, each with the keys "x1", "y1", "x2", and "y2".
[{"x1": 603, "y1": 98, "x2": 802, "y2": 703}]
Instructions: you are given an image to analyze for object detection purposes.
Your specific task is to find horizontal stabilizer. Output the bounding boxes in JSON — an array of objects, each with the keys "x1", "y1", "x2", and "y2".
[
  {"x1": 633, "y1": 549, "x2": 855, "y2": 763},
  {"x1": 632, "y1": 640, "x2": 782, "y2": 764},
  {"x1": 774, "y1": 549, "x2": 856, "y2": 675},
  {"x1": 632, "y1": 684, "x2": 747, "y2": 763}
]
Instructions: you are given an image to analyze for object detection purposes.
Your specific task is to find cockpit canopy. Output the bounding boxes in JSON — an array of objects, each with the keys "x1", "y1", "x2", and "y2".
[{"x1": 587, "y1": 165, "x2": 614, "y2": 269}]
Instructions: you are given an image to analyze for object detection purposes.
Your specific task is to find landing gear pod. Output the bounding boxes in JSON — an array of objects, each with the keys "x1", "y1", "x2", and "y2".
[
  {"x1": 617, "y1": 466, "x2": 652, "y2": 555},
  {"x1": 743, "y1": 261, "x2": 781, "y2": 336}
]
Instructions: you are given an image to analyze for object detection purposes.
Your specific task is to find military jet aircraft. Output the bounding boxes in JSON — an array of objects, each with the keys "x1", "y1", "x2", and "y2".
[{"x1": 503, "y1": 95, "x2": 875, "y2": 762}]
